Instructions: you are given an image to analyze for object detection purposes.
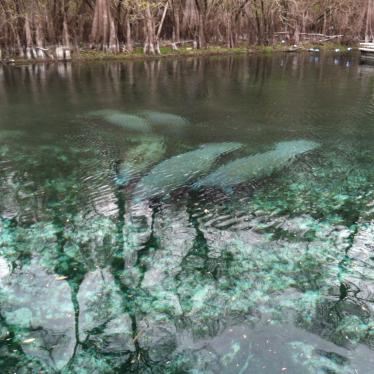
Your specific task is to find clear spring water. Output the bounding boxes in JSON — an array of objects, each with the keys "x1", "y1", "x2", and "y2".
[{"x1": 0, "y1": 53, "x2": 373, "y2": 373}]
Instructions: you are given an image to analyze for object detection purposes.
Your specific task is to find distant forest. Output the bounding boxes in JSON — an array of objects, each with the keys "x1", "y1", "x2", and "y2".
[{"x1": 0, "y1": 0, "x2": 374, "y2": 57}]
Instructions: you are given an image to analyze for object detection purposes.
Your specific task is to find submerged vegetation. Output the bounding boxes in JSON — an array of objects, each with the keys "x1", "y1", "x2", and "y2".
[
  {"x1": 0, "y1": 53, "x2": 373, "y2": 372},
  {"x1": 0, "y1": 115, "x2": 373, "y2": 372}
]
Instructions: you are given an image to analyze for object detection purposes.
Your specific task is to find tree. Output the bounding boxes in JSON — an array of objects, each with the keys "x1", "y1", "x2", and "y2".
[
  {"x1": 0, "y1": 0, "x2": 371, "y2": 58},
  {"x1": 366, "y1": 0, "x2": 374, "y2": 42},
  {"x1": 90, "y1": 0, "x2": 119, "y2": 51}
]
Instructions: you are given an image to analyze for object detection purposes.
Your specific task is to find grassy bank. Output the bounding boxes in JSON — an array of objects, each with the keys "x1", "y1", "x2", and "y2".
[
  {"x1": 74, "y1": 46, "x2": 250, "y2": 61},
  {"x1": 255, "y1": 42, "x2": 353, "y2": 53},
  {"x1": 74, "y1": 43, "x2": 355, "y2": 61},
  {"x1": 5, "y1": 43, "x2": 356, "y2": 65}
]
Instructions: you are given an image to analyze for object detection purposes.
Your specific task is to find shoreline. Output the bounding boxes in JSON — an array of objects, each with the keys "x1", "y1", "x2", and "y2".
[{"x1": 2, "y1": 43, "x2": 356, "y2": 65}]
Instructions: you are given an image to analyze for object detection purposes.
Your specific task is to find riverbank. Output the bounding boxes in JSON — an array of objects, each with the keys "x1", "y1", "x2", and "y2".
[
  {"x1": 3, "y1": 43, "x2": 355, "y2": 65},
  {"x1": 73, "y1": 43, "x2": 355, "y2": 61}
]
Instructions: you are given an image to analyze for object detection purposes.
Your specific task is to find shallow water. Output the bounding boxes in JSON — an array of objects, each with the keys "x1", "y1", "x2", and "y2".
[{"x1": 0, "y1": 53, "x2": 373, "y2": 373}]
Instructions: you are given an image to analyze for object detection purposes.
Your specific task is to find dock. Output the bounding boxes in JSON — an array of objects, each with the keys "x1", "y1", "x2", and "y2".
[{"x1": 359, "y1": 43, "x2": 374, "y2": 60}]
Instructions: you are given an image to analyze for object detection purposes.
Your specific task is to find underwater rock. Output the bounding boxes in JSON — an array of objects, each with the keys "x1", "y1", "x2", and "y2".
[
  {"x1": 0, "y1": 222, "x2": 60, "y2": 270},
  {"x1": 89, "y1": 187, "x2": 118, "y2": 218},
  {"x1": 134, "y1": 142, "x2": 242, "y2": 200},
  {"x1": 176, "y1": 216, "x2": 348, "y2": 336},
  {"x1": 177, "y1": 321, "x2": 373, "y2": 373},
  {"x1": 188, "y1": 285, "x2": 217, "y2": 316},
  {"x1": 199, "y1": 219, "x2": 266, "y2": 258},
  {"x1": 343, "y1": 222, "x2": 374, "y2": 309},
  {"x1": 137, "y1": 314, "x2": 177, "y2": 362},
  {"x1": 117, "y1": 136, "x2": 166, "y2": 186},
  {"x1": 88, "y1": 109, "x2": 151, "y2": 133},
  {"x1": 290, "y1": 340, "x2": 368, "y2": 374},
  {"x1": 137, "y1": 203, "x2": 194, "y2": 317},
  {"x1": 142, "y1": 204, "x2": 196, "y2": 290},
  {"x1": 0, "y1": 172, "x2": 21, "y2": 220},
  {"x1": 77, "y1": 268, "x2": 123, "y2": 342},
  {"x1": 177, "y1": 275, "x2": 226, "y2": 336},
  {"x1": 123, "y1": 200, "x2": 153, "y2": 283},
  {"x1": 195, "y1": 140, "x2": 319, "y2": 191},
  {"x1": 302, "y1": 296, "x2": 373, "y2": 349},
  {"x1": 64, "y1": 215, "x2": 118, "y2": 268},
  {"x1": 151, "y1": 291, "x2": 184, "y2": 317},
  {"x1": 139, "y1": 110, "x2": 189, "y2": 127},
  {"x1": 96, "y1": 314, "x2": 135, "y2": 354},
  {"x1": 278, "y1": 214, "x2": 321, "y2": 237},
  {"x1": 0, "y1": 256, "x2": 10, "y2": 278},
  {"x1": 178, "y1": 347, "x2": 222, "y2": 374},
  {"x1": 65, "y1": 345, "x2": 114, "y2": 373},
  {"x1": 350, "y1": 222, "x2": 374, "y2": 260},
  {"x1": 0, "y1": 262, "x2": 76, "y2": 371}
]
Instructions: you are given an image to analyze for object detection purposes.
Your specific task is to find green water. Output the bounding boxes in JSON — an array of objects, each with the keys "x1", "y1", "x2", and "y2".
[{"x1": 0, "y1": 53, "x2": 373, "y2": 373}]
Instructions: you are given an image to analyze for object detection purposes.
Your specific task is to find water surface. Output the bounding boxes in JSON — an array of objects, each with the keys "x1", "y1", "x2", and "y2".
[{"x1": 0, "y1": 53, "x2": 373, "y2": 373}]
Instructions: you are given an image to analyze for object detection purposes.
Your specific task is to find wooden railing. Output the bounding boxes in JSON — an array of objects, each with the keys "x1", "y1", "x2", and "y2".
[{"x1": 359, "y1": 43, "x2": 374, "y2": 51}]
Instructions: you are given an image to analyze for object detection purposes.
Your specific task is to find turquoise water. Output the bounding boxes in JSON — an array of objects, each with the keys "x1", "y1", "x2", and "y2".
[{"x1": 0, "y1": 53, "x2": 373, "y2": 373}]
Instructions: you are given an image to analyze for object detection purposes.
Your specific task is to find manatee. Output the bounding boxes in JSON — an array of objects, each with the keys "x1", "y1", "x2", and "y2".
[
  {"x1": 88, "y1": 109, "x2": 150, "y2": 132},
  {"x1": 195, "y1": 140, "x2": 319, "y2": 191},
  {"x1": 0, "y1": 130, "x2": 25, "y2": 141},
  {"x1": 117, "y1": 136, "x2": 166, "y2": 186},
  {"x1": 134, "y1": 142, "x2": 242, "y2": 200},
  {"x1": 139, "y1": 110, "x2": 189, "y2": 127}
]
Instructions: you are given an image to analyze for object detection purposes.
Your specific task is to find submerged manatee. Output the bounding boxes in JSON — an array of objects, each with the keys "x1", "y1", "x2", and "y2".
[
  {"x1": 139, "y1": 110, "x2": 189, "y2": 127},
  {"x1": 88, "y1": 109, "x2": 151, "y2": 132},
  {"x1": 195, "y1": 140, "x2": 319, "y2": 191},
  {"x1": 134, "y1": 142, "x2": 242, "y2": 200},
  {"x1": 117, "y1": 136, "x2": 166, "y2": 186}
]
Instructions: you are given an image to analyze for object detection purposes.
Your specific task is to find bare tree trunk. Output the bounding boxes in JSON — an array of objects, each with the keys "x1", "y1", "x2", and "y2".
[
  {"x1": 16, "y1": 33, "x2": 24, "y2": 57},
  {"x1": 90, "y1": 0, "x2": 119, "y2": 52},
  {"x1": 226, "y1": 12, "x2": 234, "y2": 48},
  {"x1": 144, "y1": 3, "x2": 158, "y2": 55},
  {"x1": 294, "y1": 23, "x2": 300, "y2": 44},
  {"x1": 195, "y1": 0, "x2": 207, "y2": 48},
  {"x1": 366, "y1": 0, "x2": 374, "y2": 42},
  {"x1": 322, "y1": 11, "x2": 327, "y2": 35},
  {"x1": 63, "y1": 15, "x2": 70, "y2": 47},
  {"x1": 198, "y1": 14, "x2": 206, "y2": 47},
  {"x1": 126, "y1": 13, "x2": 133, "y2": 52},
  {"x1": 109, "y1": 17, "x2": 118, "y2": 52},
  {"x1": 35, "y1": 14, "x2": 47, "y2": 59},
  {"x1": 157, "y1": 2, "x2": 169, "y2": 40},
  {"x1": 171, "y1": 0, "x2": 181, "y2": 43},
  {"x1": 254, "y1": 0, "x2": 262, "y2": 45},
  {"x1": 24, "y1": 14, "x2": 33, "y2": 59},
  {"x1": 260, "y1": 0, "x2": 268, "y2": 44}
]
